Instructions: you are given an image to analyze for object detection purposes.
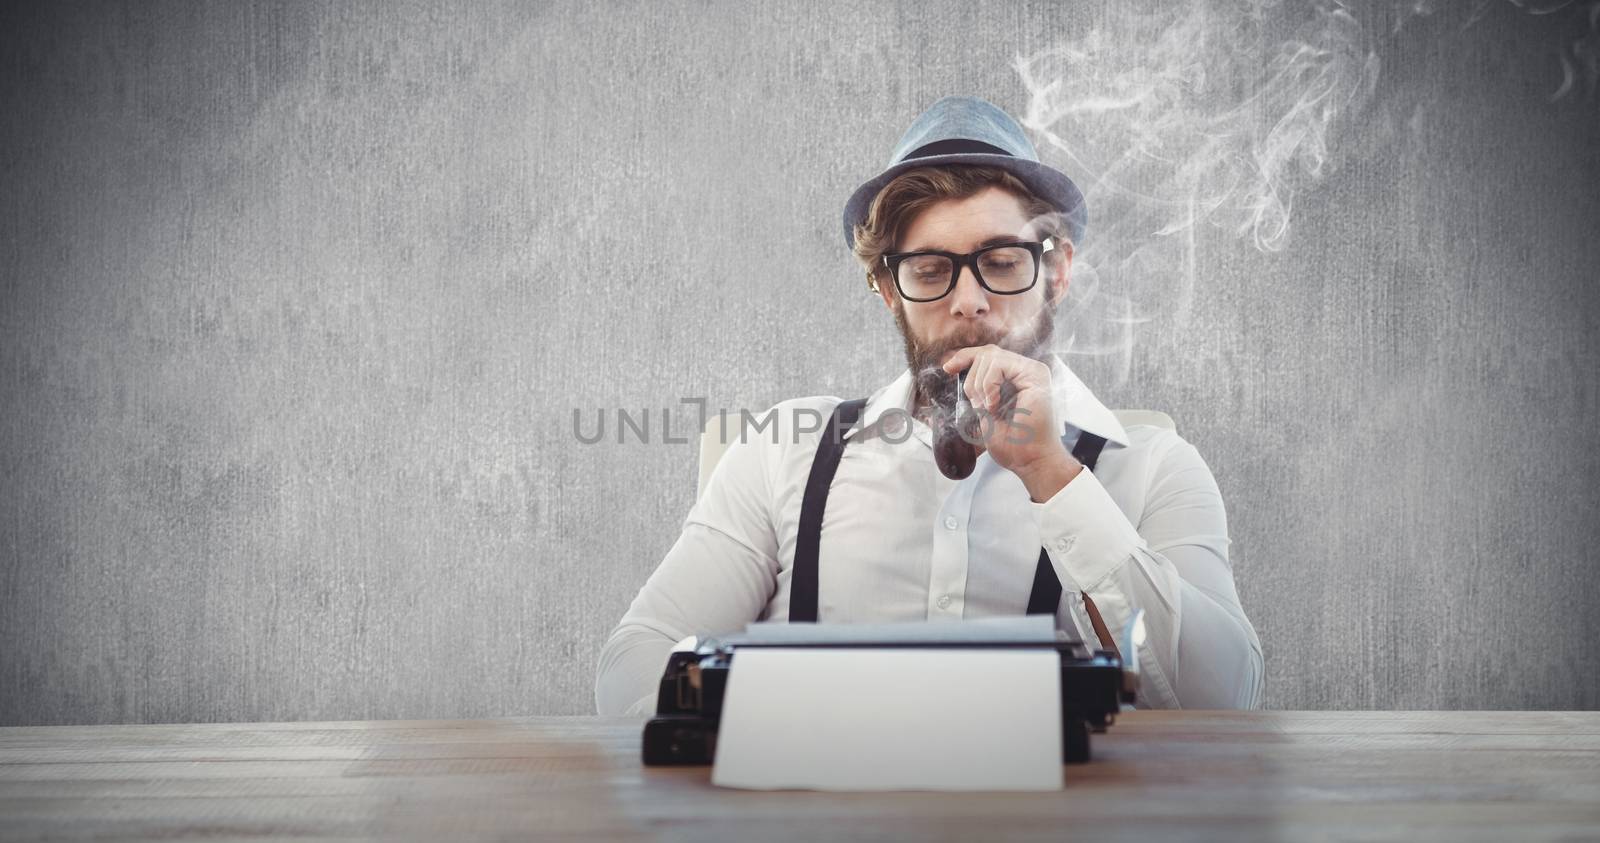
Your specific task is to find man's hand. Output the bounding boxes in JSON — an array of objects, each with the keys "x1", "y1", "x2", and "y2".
[{"x1": 940, "y1": 345, "x2": 1082, "y2": 502}]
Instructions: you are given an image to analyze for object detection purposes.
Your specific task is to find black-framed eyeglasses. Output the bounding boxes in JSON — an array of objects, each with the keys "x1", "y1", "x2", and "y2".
[{"x1": 881, "y1": 238, "x2": 1055, "y2": 303}]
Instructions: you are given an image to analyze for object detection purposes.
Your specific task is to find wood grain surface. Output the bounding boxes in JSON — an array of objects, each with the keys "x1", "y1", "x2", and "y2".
[{"x1": 1, "y1": 711, "x2": 1597, "y2": 841}]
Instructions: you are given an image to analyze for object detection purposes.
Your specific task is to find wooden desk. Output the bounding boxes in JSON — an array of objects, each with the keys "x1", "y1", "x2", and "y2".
[{"x1": 1, "y1": 712, "x2": 1596, "y2": 841}]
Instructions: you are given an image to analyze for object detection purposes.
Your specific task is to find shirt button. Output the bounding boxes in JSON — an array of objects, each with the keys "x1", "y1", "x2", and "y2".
[
  {"x1": 937, "y1": 595, "x2": 953, "y2": 609},
  {"x1": 1055, "y1": 536, "x2": 1076, "y2": 553},
  {"x1": 944, "y1": 516, "x2": 959, "y2": 530}
]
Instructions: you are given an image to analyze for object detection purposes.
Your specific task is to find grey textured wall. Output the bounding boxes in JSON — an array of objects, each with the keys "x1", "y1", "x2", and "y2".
[{"x1": 2, "y1": 0, "x2": 1597, "y2": 726}]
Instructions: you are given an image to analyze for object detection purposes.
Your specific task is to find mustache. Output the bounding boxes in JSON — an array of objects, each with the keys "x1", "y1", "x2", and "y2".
[{"x1": 915, "y1": 326, "x2": 1005, "y2": 363}]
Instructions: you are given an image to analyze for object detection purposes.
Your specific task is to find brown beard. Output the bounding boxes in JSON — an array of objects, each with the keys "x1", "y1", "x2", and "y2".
[{"x1": 893, "y1": 288, "x2": 1058, "y2": 415}]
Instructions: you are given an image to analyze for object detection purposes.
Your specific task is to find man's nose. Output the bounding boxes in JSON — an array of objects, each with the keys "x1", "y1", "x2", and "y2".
[{"x1": 947, "y1": 262, "x2": 989, "y2": 317}]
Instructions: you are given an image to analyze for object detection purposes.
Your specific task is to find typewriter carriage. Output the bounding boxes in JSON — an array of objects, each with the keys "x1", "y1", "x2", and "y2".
[{"x1": 642, "y1": 611, "x2": 1144, "y2": 767}]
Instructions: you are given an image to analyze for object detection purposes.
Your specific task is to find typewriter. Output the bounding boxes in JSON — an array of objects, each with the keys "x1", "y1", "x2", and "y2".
[{"x1": 642, "y1": 611, "x2": 1143, "y2": 766}]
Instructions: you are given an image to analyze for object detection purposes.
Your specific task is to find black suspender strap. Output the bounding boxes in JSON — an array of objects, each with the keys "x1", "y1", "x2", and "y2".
[
  {"x1": 790, "y1": 404, "x2": 1109, "y2": 623},
  {"x1": 1024, "y1": 431, "x2": 1108, "y2": 615},
  {"x1": 1072, "y1": 432, "x2": 1108, "y2": 470},
  {"x1": 788, "y1": 398, "x2": 868, "y2": 622}
]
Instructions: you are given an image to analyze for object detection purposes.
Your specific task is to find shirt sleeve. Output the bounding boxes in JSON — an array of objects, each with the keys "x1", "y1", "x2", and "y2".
[
  {"x1": 593, "y1": 426, "x2": 782, "y2": 716},
  {"x1": 1031, "y1": 434, "x2": 1265, "y2": 709}
]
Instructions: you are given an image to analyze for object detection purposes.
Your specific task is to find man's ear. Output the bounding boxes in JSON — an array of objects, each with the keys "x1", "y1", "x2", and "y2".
[{"x1": 872, "y1": 269, "x2": 896, "y2": 311}]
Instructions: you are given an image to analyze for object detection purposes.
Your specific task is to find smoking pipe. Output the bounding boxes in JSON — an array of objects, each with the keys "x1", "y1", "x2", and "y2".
[
  {"x1": 930, "y1": 367, "x2": 1023, "y2": 480},
  {"x1": 933, "y1": 368, "x2": 981, "y2": 480}
]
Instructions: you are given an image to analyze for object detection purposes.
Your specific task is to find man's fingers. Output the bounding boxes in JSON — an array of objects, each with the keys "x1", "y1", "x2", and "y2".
[
  {"x1": 998, "y1": 379, "x2": 1020, "y2": 416},
  {"x1": 982, "y1": 353, "x2": 1025, "y2": 415},
  {"x1": 946, "y1": 345, "x2": 1022, "y2": 415},
  {"x1": 970, "y1": 354, "x2": 990, "y2": 409},
  {"x1": 941, "y1": 348, "x2": 974, "y2": 374},
  {"x1": 969, "y1": 355, "x2": 993, "y2": 410},
  {"x1": 941, "y1": 343, "x2": 999, "y2": 375},
  {"x1": 946, "y1": 344, "x2": 1042, "y2": 419}
]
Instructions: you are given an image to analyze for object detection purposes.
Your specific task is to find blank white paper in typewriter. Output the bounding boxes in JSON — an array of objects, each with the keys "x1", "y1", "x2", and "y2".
[{"x1": 710, "y1": 617, "x2": 1065, "y2": 791}]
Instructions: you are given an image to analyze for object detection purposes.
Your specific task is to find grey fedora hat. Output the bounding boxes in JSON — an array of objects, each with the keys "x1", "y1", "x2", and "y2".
[{"x1": 841, "y1": 95, "x2": 1087, "y2": 252}]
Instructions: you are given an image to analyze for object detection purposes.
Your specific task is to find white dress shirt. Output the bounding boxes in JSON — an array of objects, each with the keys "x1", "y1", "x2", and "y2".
[{"x1": 594, "y1": 354, "x2": 1265, "y2": 715}]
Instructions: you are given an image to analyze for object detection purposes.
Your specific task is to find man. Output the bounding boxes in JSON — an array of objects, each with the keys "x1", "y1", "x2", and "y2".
[{"x1": 594, "y1": 96, "x2": 1264, "y2": 715}]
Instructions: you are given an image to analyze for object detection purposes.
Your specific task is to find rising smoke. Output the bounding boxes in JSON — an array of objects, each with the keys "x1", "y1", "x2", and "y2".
[{"x1": 1012, "y1": 0, "x2": 1598, "y2": 384}]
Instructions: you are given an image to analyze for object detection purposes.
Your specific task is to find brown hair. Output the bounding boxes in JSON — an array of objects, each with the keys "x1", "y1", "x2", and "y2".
[{"x1": 851, "y1": 165, "x2": 1071, "y2": 294}]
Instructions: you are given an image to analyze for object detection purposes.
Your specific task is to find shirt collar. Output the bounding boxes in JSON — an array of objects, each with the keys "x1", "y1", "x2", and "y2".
[{"x1": 848, "y1": 352, "x2": 1130, "y2": 448}]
